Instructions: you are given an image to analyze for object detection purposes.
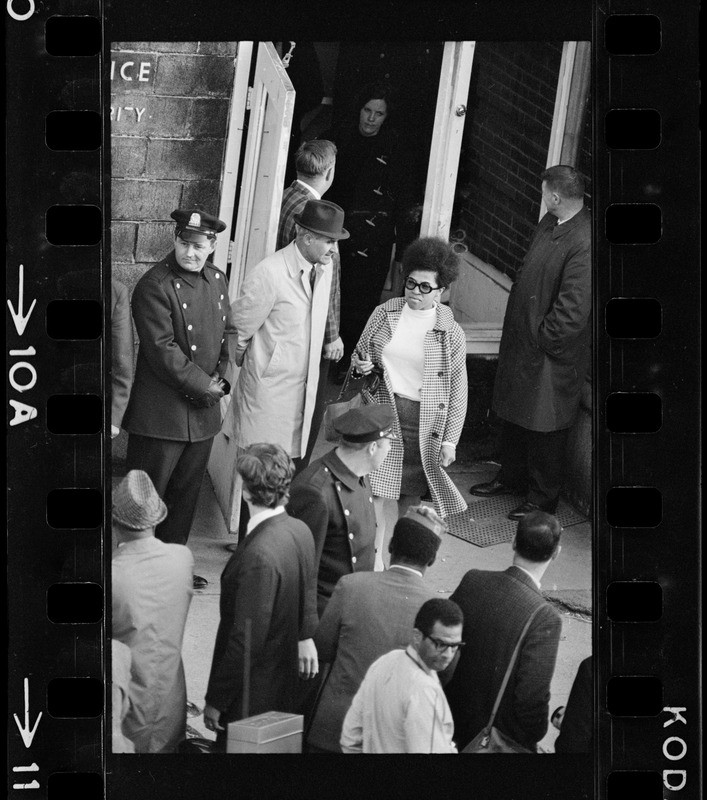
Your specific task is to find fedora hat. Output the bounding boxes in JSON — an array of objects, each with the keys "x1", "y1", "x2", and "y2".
[
  {"x1": 294, "y1": 199, "x2": 350, "y2": 240},
  {"x1": 112, "y1": 470, "x2": 168, "y2": 530}
]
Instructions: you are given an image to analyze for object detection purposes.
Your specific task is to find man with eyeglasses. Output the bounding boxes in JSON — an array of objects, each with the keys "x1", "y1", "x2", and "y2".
[
  {"x1": 123, "y1": 208, "x2": 231, "y2": 588},
  {"x1": 340, "y1": 598, "x2": 463, "y2": 753}
]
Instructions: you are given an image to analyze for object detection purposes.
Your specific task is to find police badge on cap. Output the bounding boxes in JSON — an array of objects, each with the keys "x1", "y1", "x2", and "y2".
[{"x1": 171, "y1": 207, "x2": 227, "y2": 241}]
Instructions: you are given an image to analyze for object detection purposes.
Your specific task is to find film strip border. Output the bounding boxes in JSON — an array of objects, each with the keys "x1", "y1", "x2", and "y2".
[
  {"x1": 7, "y1": 2, "x2": 105, "y2": 796},
  {"x1": 5, "y1": 3, "x2": 701, "y2": 799},
  {"x1": 597, "y1": 6, "x2": 700, "y2": 798}
]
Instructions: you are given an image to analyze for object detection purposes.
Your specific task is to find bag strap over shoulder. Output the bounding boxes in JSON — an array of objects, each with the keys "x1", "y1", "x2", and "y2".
[{"x1": 483, "y1": 604, "x2": 543, "y2": 730}]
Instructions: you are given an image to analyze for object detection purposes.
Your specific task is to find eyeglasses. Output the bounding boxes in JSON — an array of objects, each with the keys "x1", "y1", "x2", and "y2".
[
  {"x1": 404, "y1": 277, "x2": 440, "y2": 294},
  {"x1": 424, "y1": 634, "x2": 466, "y2": 652}
]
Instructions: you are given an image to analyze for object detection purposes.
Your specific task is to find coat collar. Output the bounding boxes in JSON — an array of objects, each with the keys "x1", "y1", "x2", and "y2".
[
  {"x1": 322, "y1": 448, "x2": 365, "y2": 492},
  {"x1": 166, "y1": 250, "x2": 212, "y2": 286},
  {"x1": 548, "y1": 205, "x2": 590, "y2": 240},
  {"x1": 382, "y1": 296, "x2": 457, "y2": 333},
  {"x1": 505, "y1": 565, "x2": 543, "y2": 595}
]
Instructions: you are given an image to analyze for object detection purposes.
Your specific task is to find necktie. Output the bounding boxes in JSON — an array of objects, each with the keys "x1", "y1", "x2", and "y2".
[{"x1": 309, "y1": 266, "x2": 317, "y2": 292}]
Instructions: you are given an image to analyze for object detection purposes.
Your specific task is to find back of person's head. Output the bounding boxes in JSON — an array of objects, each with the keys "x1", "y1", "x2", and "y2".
[
  {"x1": 540, "y1": 164, "x2": 587, "y2": 200},
  {"x1": 389, "y1": 516, "x2": 442, "y2": 567},
  {"x1": 414, "y1": 598, "x2": 464, "y2": 635},
  {"x1": 401, "y1": 237, "x2": 461, "y2": 287},
  {"x1": 514, "y1": 510, "x2": 562, "y2": 562},
  {"x1": 295, "y1": 139, "x2": 337, "y2": 178},
  {"x1": 236, "y1": 443, "x2": 295, "y2": 508}
]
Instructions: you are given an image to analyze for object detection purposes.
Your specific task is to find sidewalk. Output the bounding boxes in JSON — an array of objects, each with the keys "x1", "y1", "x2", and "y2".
[{"x1": 178, "y1": 448, "x2": 592, "y2": 752}]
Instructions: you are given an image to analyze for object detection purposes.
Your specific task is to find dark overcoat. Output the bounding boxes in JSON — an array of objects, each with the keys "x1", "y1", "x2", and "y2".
[
  {"x1": 492, "y1": 207, "x2": 591, "y2": 432},
  {"x1": 443, "y1": 566, "x2": 562, "y2": 750},
  {"x1": 122, "y1": 251, "x2": 231, "y2": 442},
  {"x1": 111, "y1": 278, "x2": 134, "y2": 428},
  {"x1": 205, "y1": 512, "x2": 318, "y2": 724}
]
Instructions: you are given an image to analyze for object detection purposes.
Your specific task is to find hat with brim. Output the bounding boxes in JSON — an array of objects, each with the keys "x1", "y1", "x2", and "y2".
[
  {"x1": 293, "y1": 199, "x2": 350, "y2": 240},
  {"x1": 171, "y1": 207, "x2": 227, "y2": 241},
  {"x1": 335, "y1": 404, "x2": 397, "y2": 443},
  {"x1": 112, "y1": 470, "x2": 168, "y2": 530}
]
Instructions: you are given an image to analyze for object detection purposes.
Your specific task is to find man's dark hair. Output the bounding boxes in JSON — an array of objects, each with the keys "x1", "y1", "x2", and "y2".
[
  {"x1": 414, "y1": 598, "x2": 464, "y2": 636},
  {"x1": 389, "y1": 517, "x2": 441, "y2": 567},
  {"x1": 515, "y1": 510, "x2": 562, "y2": 562},
  {"x1": 402, "y1": 237, "x2": 461, "y2": 288},
  {"x1": 236, "y1": 443, "x2": 294, "y2": 508},
  {"x1": 540, "y1": 164, "x2": 587, "y2": 200}
]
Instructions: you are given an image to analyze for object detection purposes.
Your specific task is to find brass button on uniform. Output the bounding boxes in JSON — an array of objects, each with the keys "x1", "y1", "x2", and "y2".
[
  {"x1": 351, "y1": 556, "x2": 357, "y2": 564},
  {"x1": 182, "y1": 303, "x2": 188, "y2": 309},
  {"x1": 344, "y1": 509, "x2": 350, "y2": 516},
  {"x1": 191, "y1": 345, "x2": 197, "y2": 351}
]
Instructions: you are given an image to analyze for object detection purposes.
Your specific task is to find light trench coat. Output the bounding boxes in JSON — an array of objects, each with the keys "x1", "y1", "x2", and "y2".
[{"x1": 224, "y1": 240, "x2": 332, "y2": 458}]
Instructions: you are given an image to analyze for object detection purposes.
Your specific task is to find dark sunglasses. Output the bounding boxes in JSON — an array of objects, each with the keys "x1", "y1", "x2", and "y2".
[{"x1": 404, "y1": 277, "x2": 441, "y2": 294}]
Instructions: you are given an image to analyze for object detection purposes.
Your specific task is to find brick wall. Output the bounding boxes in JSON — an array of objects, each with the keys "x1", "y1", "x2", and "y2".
[
  {"x1": 455, "y1": 42, "x2": 563, "y2": 280},
  {"x1": 111, "y1": 42, "x2": 238, "y2": 292}
]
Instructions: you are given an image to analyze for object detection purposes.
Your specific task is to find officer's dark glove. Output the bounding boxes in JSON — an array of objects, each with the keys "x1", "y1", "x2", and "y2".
[
  {"x1": 191, "y1": 377, "x2": 225, "y2": 408},
  {"x1": 210, "y1": 373, "x2": 231, "y2": 396}
]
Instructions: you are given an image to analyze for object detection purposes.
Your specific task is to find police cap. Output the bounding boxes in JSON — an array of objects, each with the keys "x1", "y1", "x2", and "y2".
[
  {"x1": 171, "y1": 208, "x2": 227, "y2": 241},
  {"x1": 335, "y1": 404, "x2": 397, "y2": 443}
]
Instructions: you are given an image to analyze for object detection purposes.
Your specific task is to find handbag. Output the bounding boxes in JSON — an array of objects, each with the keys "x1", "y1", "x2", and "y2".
[
  {"x1": 461, "y1": 605, "x2": 542, "y2": 754},
  {"x1": 322, "y1": 363, "x2": 382, "y2": 442}
]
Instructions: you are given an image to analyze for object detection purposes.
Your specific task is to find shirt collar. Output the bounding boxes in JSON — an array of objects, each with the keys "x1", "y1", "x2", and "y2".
[
  {"x1": 323, "y1": 448, "x2": 364, "y2": 492},
  {"x1": 246, "y1": 506, "x2": 285, "y2": 536},
  {"x1": 406, "y1": 644, "x2": 434, "y2": 676},
  {"x1": 388, "y1": 564, "x2": 423, "y2": 577},
  {"x1": 295, "y1": 179, "x2": 320, "y2": 200},
  {"x1": 115, "y1": 536, "x2": 163, "y2": 554},
  {"x1": 293, "y1": 240, "x2": 316, "y2": 275}
]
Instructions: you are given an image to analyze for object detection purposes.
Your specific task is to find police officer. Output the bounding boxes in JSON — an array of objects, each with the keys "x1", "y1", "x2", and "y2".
[{"x1": 123, "y1": 208, "x2": 231, "y2": 587}]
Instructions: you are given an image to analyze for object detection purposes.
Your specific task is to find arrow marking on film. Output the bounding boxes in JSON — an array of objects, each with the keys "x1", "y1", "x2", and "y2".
[
  {"x1": 13, "y1": 678, "x2": 43, "y2": 749},
  {"x1": 7, "y1": 264, "x2": 37, "y2": 337}
]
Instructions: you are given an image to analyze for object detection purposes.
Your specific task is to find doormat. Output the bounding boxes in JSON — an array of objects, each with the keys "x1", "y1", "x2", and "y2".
[{"x1": 447, "y1": 495, "x2": 587, "y2": 548}]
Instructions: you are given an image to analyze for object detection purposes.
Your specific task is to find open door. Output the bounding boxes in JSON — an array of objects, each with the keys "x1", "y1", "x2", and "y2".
[
  {"x1": 228, "y1": 41, "x2": 295, "y2": 300},
  {"x1": 208, "y1": 41, "x2": 295, "y2": 532}
]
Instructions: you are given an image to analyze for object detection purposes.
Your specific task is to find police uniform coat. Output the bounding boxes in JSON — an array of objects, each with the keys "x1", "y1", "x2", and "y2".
[
  {"x1": 492, "y1": 207, "x2": 591, "y2": 432},
  {"x1": 224, "y1": 240, "x2": 332, "y2": 458},
  {"x1": 122, "y1": 251, "x2": 231, "y2": 442},
  {"x1": 355, "y1": 298, "x2": 468, "y2": 518},
  {"x1": 205, "y1": 512, "x2": 318, "y2": 724},
  {"x1": 287, "y1": 448, "x2": 377, "y2": 615}
]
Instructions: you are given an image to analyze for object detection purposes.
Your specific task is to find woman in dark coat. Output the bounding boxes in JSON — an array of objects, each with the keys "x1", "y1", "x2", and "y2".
[
  {"x1": 321, "y1": 81, "x2": 416, "y2": 365},
  {"x1": 203, "y1": 444, "x2": 318, "y2": 750}
]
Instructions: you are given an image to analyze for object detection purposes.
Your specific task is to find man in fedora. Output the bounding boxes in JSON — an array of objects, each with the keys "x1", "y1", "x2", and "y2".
[
  {"x1": 111, "y1": 470, "x2": 194, "y2": 753},
  {"x1": 226, "y1": 199, "x2": 349, "y2": 472},
  {"x1": 123, "y1": 208, "x2": 232, "y2": 587}
]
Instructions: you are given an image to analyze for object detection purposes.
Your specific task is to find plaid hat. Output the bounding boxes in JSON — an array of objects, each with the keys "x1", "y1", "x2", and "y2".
[
  {"x1": 335, "y1": 404, "x2": 396, "y2": 443},
  {"x1": 171, "y1": 207, "x2": 226, "y2": 241},
  {"x1": 403, "y1": 505, "x2": 448, "y2": 538},
  {"x1": 112, "y1": 470, "x2": 167, "y2": 530}
]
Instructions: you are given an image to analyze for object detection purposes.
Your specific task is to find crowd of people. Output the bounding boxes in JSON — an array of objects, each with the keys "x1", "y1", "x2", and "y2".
[{"x1": 111, "y1": 95, "x2": 592, "y2": 754}]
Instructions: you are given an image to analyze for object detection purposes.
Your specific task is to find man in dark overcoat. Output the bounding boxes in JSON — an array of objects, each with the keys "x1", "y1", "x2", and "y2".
[
  {"x1": 123, "y1": 208, "x2": 231, "y2": 585},
  {"x1": 442, "y1": 511, "x2": 563, "y2": 752},
  {"x1": 202, "y1": 444, "x2": 317, "y2": 751},
  {"x1": 470, "y1": 165, "x2": 591, "y2": 518}
]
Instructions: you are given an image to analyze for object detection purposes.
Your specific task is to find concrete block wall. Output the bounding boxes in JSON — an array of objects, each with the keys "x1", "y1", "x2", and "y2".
[
  {"x1": 456, "y1": 41, "x2": 563, "y2": 280},
  {"x1": 111, "y1": 41, "x2": 238, "y2": 463},
  {"x1": 111, "y1": 41, "x2": 238, "y2": 294}
]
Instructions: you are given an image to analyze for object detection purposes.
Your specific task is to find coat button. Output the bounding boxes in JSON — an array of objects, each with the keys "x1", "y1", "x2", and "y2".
[
  {"x1": 336, "y1": 485, "x2": 341, "y2": 492},
  {"x1": 348, "y1": 533, "x2": 354, "y2": 540},
  {"x1": 176, "y1": 282, "x2": 181, "y2": 289},
  {"x1": 344, "y1": 509, "x2": 350, "y2": 516},
  {"x1": 215, "y1": 273, "x2": 220, "y2": 279},
  {"x1": 187, "y1": 325, "x2": 193, "y2": 330},
  {"x1": 220, "y1": 294, "x2": 224, "y2": 300},
  {"x1": 191, "y1": 345, "x2": 197, "y2": 351},
  {"x1": 351, "y1": 556, "x2": 357, "y2": 564},
  {"x1": 222, "y1": 316, "x2": 226, "y2": 321},
  {"x1": 438, "y1": 403, "x2": 445, "y2": 409},
  {"x1": 182, "y1": 303, "x2": 188, "y2": 309},
  {"x1": 369, "y1": 497, "x2": 373, "y2": 503},
  {"x1": 221, "y1": 338, "x2": 225, "y2": 344},
  {"x1": 431, "y1": 431, "x2": 439, "y2": 438},
  {"x1": 438, "y1": 371, "x2": 444, "y2": 377}
]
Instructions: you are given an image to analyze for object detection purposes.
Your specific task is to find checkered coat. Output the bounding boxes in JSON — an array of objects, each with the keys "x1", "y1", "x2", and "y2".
[{"x1": 355, "y1": 298, "x2": 468, "y2": 518}]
